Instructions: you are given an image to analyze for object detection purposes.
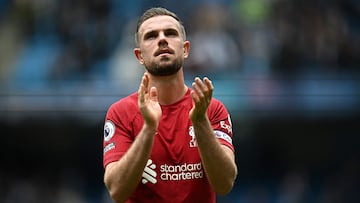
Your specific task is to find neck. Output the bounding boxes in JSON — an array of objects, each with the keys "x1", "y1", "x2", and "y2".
[{"x1": 148, "y1": 70, "x2": 188, "y2": 105}]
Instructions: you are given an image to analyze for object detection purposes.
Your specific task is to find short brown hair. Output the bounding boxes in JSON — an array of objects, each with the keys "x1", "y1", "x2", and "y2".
[{"x1": 135, "y1": 7, "x2": 186, "y2": 47}]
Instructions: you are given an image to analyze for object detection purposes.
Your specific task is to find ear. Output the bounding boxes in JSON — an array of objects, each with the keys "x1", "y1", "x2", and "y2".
[
  {"x1": 183, "y1": 41, "x2": 190, "y2": 59},
  {"x1": 134, "y1": 48, "x2": 144, "y2": 64}
]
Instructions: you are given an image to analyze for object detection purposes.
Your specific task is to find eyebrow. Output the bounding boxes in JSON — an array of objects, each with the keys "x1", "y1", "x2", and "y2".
[{"x1": 142, "y1": 28, "x2": 180, "y2": 40}]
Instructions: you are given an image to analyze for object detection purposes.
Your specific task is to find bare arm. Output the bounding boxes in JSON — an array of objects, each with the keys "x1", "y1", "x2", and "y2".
[
  {"x1": 104, "y1": 73, "x2": 161, "y2": 203},
  {"x1": 190, "y1": 77, "x2": 238, "y2": 195}
]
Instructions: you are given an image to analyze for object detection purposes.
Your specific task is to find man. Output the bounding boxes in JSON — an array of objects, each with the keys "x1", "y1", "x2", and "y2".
[{"x1": 103, "y1": 7, "x2": 237, "y2": 203}]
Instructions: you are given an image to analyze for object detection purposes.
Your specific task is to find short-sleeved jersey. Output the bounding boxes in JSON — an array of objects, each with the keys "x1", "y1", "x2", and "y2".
[{"x1": 103, "y1": 88, "x2": 234, "y2": 203}]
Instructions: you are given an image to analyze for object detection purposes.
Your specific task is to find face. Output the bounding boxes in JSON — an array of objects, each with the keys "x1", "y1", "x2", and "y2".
[{"x1": 135, "y1": 15, "x2": 190, "y2": 76}]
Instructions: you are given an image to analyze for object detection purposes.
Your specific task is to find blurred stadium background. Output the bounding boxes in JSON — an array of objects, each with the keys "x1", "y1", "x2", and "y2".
[{"x1": 0, "y1": 0, "x2": 359, "y2": 202}]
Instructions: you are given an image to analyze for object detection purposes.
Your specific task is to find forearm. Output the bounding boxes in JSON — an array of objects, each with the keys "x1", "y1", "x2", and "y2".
[
  {"x1": 104, "y1": 125, "x2": 156, "y2": 203},
  {"x1": 193, "y1": 116, "x2": 237, "y2": 195}
]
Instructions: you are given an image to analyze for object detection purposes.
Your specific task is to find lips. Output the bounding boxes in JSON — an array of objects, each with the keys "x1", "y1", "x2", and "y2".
[{"x1": 155, "y1": 48, "x2": 174, "y2": 56}]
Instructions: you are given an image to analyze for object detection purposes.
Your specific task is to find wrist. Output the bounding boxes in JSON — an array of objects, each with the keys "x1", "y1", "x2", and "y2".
[
  {"x1": 190, "y1": 114, "x2": 208, "y2": 123},
  {"x1": 190, "y1": 115, "x2": 209, "y2": 126},
  {"x1": 142, "y1": 124, "x2": 158, "y2": 136}
]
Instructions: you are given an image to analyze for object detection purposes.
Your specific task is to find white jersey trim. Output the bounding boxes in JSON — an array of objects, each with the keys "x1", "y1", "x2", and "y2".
[{"x1": 214, "y1": 130, "x2": 232, "y2": 144}]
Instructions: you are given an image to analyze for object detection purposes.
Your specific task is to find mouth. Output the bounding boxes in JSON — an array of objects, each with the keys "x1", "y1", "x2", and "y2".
[{"x1": 155, "y1": 48, "x2": 174, "y2": 56}]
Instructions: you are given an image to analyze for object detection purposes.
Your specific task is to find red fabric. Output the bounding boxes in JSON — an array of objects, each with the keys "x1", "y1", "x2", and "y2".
[{"x1": 103, "y1": 88, "x2": 234, "y2": 203}]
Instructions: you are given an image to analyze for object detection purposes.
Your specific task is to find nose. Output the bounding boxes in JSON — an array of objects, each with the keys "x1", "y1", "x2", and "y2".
[{"x1": 158, "y1": 32, "x2": 168, "y2": 47}]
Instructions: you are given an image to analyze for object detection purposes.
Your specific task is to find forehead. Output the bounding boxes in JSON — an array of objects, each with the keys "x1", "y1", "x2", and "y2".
[{"x1": 139, "y1": 15, "x2": 181, "y2": 35}]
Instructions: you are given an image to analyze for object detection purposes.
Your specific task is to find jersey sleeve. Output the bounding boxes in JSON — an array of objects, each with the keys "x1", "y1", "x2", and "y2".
[
  {"x1": 208, "y1": 99, "x2": 234, "y2": 152},
  {"x1": 103, "y1": 101, "x2": 135, "y2": 168}
]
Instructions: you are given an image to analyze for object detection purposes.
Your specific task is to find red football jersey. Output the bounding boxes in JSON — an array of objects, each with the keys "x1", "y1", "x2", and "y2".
[{"x1": 103, "y1": 88, "x2": 234, "y2": 203}]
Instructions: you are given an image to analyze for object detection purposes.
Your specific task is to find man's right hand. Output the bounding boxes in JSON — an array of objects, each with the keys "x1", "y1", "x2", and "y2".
[{"x1": 138, "y1": 73, "x2": 162, "y2": 131}]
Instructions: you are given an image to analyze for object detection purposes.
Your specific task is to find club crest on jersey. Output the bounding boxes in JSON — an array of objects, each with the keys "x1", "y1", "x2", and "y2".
[
  {"x1": 104, "y1": 120, "x2": 115, "y2": 142},
  {"x1": 189, "y1": 126, "x2": 197, "y2": 147}
]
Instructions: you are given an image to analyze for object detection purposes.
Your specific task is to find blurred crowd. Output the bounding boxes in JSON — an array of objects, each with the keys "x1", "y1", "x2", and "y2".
[{"x1": 0, "y1": 0, "x2": 359, "y2": 85}]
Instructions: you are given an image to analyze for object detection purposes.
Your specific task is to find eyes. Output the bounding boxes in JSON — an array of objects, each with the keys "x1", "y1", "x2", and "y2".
[{"x1": 143, "y1": 29, "x2": 179, "y2": 41}]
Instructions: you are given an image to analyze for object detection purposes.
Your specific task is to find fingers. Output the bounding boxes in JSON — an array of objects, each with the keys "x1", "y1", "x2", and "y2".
[
  {"x1": 138, "y1": 73, "x2": 150, "y2": 104},
  {"x1": 190, "y1": 77, "x2": 213, "y2": 121},
  {"x1": 149, "y1": 86, "x2": 158, "y2": 102},
  {"x1": 204, "y1": 77, "x2": 214, "y2": 92},
  {"x1": 191, "y1": 77, "x2": 213, "y2": 101},
  {"x1": 141, "y1": 73, "x2": 149, "y2": 91}
]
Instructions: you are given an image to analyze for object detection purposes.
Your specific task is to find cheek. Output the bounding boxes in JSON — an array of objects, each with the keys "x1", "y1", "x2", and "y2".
[
  {"x1": 139, "y1": 50, "x2": 149, "y2": 60},
  {"x1": 141, "y1": 46, "x2": 155, "y2": 58}
]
